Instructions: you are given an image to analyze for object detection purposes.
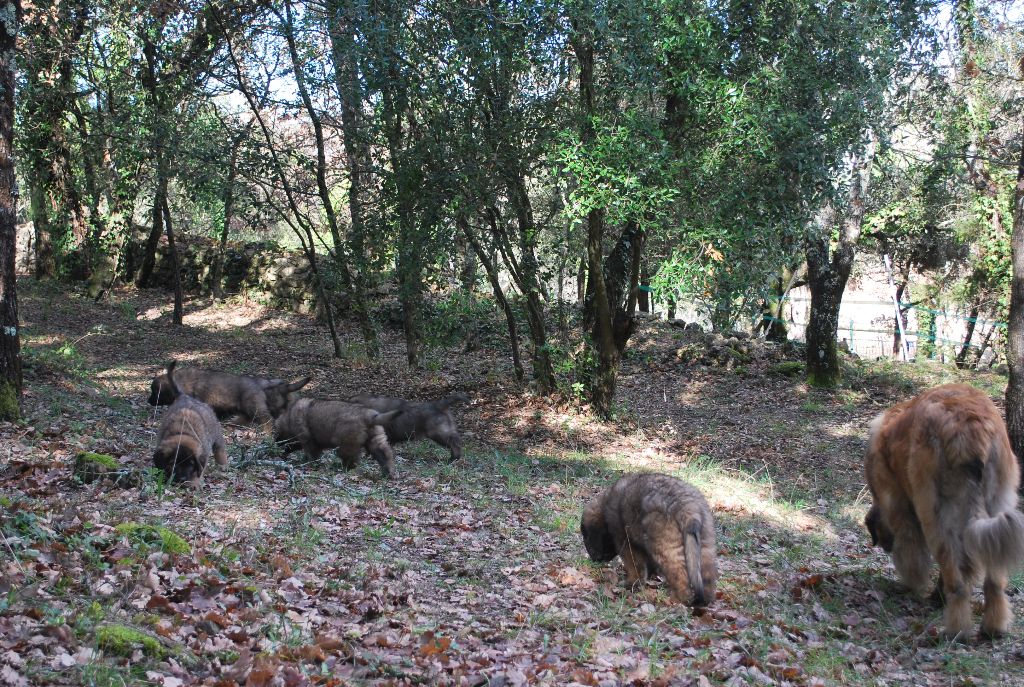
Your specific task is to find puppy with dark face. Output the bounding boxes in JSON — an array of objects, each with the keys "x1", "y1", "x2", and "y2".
[
  {"x1": 347, "y1": 392, "x2": 469, "y2": 460},
  {"x1": 148, "y1": 361, "x2": 309, "y2": 429},
  {"x1": 153, "y1": 362, "x2": 228, "y2": 484},
  {"x1": 273, "y1": 398, "x2": 401, "y2": 479},
  {"x1": 865, "y1": 383, "x2": 1024, "y2": 640},
  {"x1": 581, "y1": 473, "x2": 717, "y2": 607}
]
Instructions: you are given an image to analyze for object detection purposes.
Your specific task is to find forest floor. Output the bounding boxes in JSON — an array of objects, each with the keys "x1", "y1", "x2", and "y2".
[{"x1": 2, "y1": 279, "x2": 1023, "y2": 687}]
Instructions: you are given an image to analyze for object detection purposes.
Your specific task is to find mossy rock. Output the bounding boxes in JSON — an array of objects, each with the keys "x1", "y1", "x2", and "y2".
[
  {"x1": 114, "y1": 523, "x2": 191, "y2": 555},
  {"x1": 96, "y1": 624, "x2": 166, "y2": 658},
  {"x1": 770, "y1": 361, "x2": 805, "y2": 378},
  {"x1": 73, "y1": 452, "x2": 142, "y2": 488},
  {"x1": 724, "y1": 347, "x2": 752, "y2": 363}
]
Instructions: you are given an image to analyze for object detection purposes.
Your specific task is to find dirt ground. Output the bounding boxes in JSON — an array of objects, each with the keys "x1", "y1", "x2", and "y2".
[{"x1": 2, "y1": 280, "x2": 1023, "y2": 687}]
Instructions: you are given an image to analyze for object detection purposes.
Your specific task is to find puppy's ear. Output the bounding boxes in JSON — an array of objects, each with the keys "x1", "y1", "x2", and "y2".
[{"x1": 286, "y1": 377, "x2": 311, "y2": 393}]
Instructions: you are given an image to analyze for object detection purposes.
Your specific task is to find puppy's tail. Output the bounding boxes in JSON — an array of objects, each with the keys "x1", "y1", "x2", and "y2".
[
  {"x1": 165, "y1": 360, "x2": 180, "y2": 399},
  {"x1": 682, "y1": 521, "x2": 706, "y2": 607},
  {"x1": 370, "y1": 409, "x2": 402, "y2": 426},
  {"x1": 436, "y1": 393, "x2": 470, "y2": 410}
]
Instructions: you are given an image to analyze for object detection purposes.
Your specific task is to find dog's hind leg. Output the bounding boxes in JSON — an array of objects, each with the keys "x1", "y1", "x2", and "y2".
[
  {"x1": 366, "y1": 427, "x2": 396, "y2": 479},
  {"x1": 980, "y1": 566, "x2": 1011, "y2": 639},
  {"x1": 937, "y1": 546, "x2": 973, "y2": 640},
  {"x1": 645, "y1": 522, "x2": 693, "y2": 604},
  {"x1": 213, "y1": 437, "x2": 228, "y2": 467}
]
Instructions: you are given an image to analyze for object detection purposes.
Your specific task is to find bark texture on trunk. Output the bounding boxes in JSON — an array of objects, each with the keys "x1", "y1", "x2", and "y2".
[
  {"x1": 325, "y1": 0, "x2": 380, "y2": 358},
  {"x1": 955, "y1": 301, "x2": 981, "y2": 368},
  {"x1": 161, "y1": 196, "x2": 184, "y2": 325},
  {"x1": 0, "y1": 0, "x2": 23, "y2": 421},
  {"x1": 459, "y1": 216, "x2": 525, "y2": 382},
  {"x1": 212, "y1": 134, "x2": 242, "y2": 299},
  {"x1": 1004, "y1": 119, "x2": 1024, "y2": 469},
  {"x1": 805, "y1": 146, "x2": 872, "y2": 387}
]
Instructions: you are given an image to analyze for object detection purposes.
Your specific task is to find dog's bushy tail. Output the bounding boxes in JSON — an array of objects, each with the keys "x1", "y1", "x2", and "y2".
[
  {"x1": 165, "y1": 360, "x2": 180, "y2": 399},
  {"x1": 682, "y1": 521, "x2": 706, "y2": 607},
  {"x1": 964, "y1": 439, "x2": 1024, "y2": 570},
  {"x1": 966, "y1": 509, "x2": 1024, "y2": 570}
]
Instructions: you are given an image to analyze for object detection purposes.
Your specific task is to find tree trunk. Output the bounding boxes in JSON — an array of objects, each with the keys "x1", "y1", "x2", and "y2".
[
  {"x1": 211, "y1": 136, "x2": 240, "y2": 300},
  {"x1": 223, "y1": 20, "x2": 344, "y2": 359},
  {"x1": 1006, "y1": 113, "x2": 1024, "y2": 472},
  {"x1": 161, "y1": 196, "x2": 184, "y2": 325},
  {"x1": 457, "y1": 229, "x2": 477, "y2": 295},
  {"x1": 29, "y1": 171, "x2": 55, "y2": 279},
  {"x1": 0, "y1": 1, "x2": 23, "y2": 421},
  {"x1": 459, "y1": 216, "x2": 525, "y2": 382},
  {"x1": 805, "y1": 267, "x2": 843, "y2": 387},
  {"x1": 892, "y1": 279, "x2": 908, "y2": 358},
  {"x1": 955, "y1": 300, "x2": 980, "y2": 369},
  {"x1": 325, "y1": 0, "x2": 380, "y2": 358},
  {"x1": 139, "y1": 166, "x2": 167, "y2": 289},
  {"x1": 805, "y1": 144, "x2": 872, "y2": 387},
  {"x1": 638, "y1": 266, "x2": 650, "y2": 313},
  {"x1": 576, "y1": 255, "x2": 586, "y2": 303}
]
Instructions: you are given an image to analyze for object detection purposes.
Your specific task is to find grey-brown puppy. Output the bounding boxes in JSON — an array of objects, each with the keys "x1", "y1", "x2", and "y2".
[
  {"x1": 273, "y1": 398, "x2": 401, "y2": 479},
  {"x1": 347, "y1": 392, "x2": 469, "y2": 460},
  {"x1": 581, "y1": 473, "x2": 718, "y2": 607},
  {"x1": 153, "y1": 361, "x2": 228, "y2": 483},
  {"x1": 148, "y1": 361, "x2": 309, "y2": 428}
]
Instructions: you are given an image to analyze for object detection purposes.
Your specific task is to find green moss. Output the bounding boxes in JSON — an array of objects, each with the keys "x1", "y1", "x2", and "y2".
[
  {"x1": 0, "y1": 496, "x2": 11, "y2": 508},
  {"x1": 770, "y1": 361, "x2": 805, "y2": 377},
  {"x1": 114, "y1": 523, "x2": 191, "y2": 555},
  {"x1": 96, "y1": 624, "x2": 165, "y2": 658},
  {"x1": 77, "y1": 452, "x2": 120, "y2": 469},
  {"x1": 0, "y1": 381, "x2": 19, "y2": 422},
  {"x1": 74, "y1": 452, "x2": 133, "y2": 485}
]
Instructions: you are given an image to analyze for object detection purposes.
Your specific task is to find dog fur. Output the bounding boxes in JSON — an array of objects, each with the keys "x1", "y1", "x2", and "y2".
[
  {"x1": 148, "y1": 361, "x2": 309, "y2": 427},
  {"x1": 273, "y1": 398, "x2": 401, "y2": 479},
  {"x1": 865, "y1": 383, "x2": 1024, "y2": 639},
  {"x1": 581, "y1": 473, "x2": 717, "y2": 607},
  {"x1": 152, "y1": 361, "x2": 228, "y2": 483},
  {"x1": 347, "y1": 392, "x2": 469, "y2": 460}
]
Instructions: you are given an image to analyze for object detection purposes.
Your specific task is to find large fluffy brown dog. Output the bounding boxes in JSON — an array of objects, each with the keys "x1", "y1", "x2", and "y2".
[
  {"x1": 153, "y1": 362, "x2": 228, "y2": 483},
  {"x1": 348, "y1": 392, "x2": 469, "y2": 461},
  {"x1": 273, "y1": 398, "x2": 401, "y2": 479},
  {"x1": 148, "y1": 361, "x2": 309, "y2": 427},
  {"x1": 581, "y1": 473, "x2": 717, "y2": 607},
  {"x1": 865, "y1": 383, "x2": 1024, "y2": 639}
]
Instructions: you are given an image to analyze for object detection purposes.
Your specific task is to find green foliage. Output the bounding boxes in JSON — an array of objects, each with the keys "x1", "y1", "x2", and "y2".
[
  {"x1": 556, "y1": 116, "x2": 678, "y2": 230},
  {"x1": 114, "y1": 523, "x2": 191, "y2": 556}
]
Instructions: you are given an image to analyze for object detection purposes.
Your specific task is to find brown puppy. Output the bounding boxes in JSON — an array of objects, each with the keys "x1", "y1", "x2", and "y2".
[
  {"x1": 153, "y1": 361, "x2": 228, "y2": 483},
  {"x1": 581, "y1": 473, "x2": 717, "y2": 607},
  {"x1": 865, "y1": 383, "x2": 1024, "y2": 639},
  {"x1": 148, "y1": 361, "x2": 309, "y2": 428},
  {"x1": 273, "y1": 398, "x2": 401, "y2": 479},
  {"x1": 348, "y1": 392, "x2": 469, "y2": 460}
]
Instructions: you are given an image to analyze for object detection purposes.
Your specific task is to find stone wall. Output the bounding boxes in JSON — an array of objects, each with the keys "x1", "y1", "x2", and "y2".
[{"x1": 144, "y1": 238, "x2": 330, "y2": 315}]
